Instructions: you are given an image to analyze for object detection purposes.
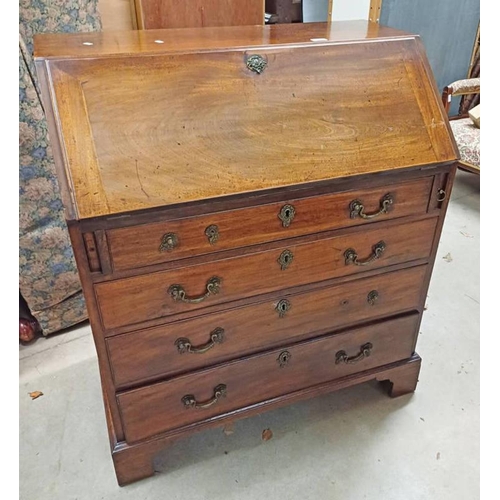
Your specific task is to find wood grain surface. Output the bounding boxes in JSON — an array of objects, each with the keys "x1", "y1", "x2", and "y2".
[
  {"x1": 95, "y1": 217, "x2": 437, "y2": 330},
  {"x1": 107, "y1": 265, "x2": 426, "y2": 387},
  {"x1": 35, "y1": 23, "x2": 456, "y2": 219},
  {"x1": 134, "y1": 0, "x2": 264, "y2": 29},
  {"x1": 34, "y1": 21, "x2": 410, "y2": 59},
  {"x1": 106, "y1": 177, "x2": 433, "y2": 271},
  {"x1": 117, "y1": 313, "x2": 419, "y2": 443}
]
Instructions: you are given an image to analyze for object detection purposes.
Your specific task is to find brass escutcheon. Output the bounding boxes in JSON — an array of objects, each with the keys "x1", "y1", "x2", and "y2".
[
  {"x1": 159, "y1": 232, "x2": 178, "y2": 252},
  {"x1": 367, "y1": 290, "x2": 379, "y2": 306},
  {"x1": 205, "y1": 224, "x2": 219, "y2": 245},
  {"x1": 278, "y1": 249, "x2": 294, "y2": 271},
  {"x1": 246, "y1": 54, "x2": 267, "y2": 74},
  {"x1": 277, "y1": 350, "x2": 291, "y2": 368},
  {"x1": 278, "y1": 204, "x2": 296, "y2": 228},
  {"x1": 275, "y1": 299, "x2": 291, "y2": 318}
]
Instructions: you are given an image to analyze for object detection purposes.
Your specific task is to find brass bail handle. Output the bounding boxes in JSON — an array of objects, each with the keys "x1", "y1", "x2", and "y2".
[
  {"x1": 350, "y1": 193, "x2": 394, "y2": 220},
  {"x1": 168, "y1": 276, "x2": 222, "y2": 304},
  {"x1": 175, "y1": 327, "x2": 225, "y2": 354},
  {"x1": 344, "y1": 241, "x2": 386, "y2": 266},
  {"x1": 335, "y1": 343, "x2": 373, "y2": 365},
  {"x1": 182, "y1": 384, "x2": 227, "y2": 410}
]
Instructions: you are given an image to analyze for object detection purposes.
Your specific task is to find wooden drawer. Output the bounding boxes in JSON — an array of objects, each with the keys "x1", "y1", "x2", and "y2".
[
  {"x1": 117, "y1": 314, "x2": 419, "y2": 443},
  {"x1": 107, "y1": 266, "x2": 426, "y2": 387},
  {"x1": 107, "y1": 177, "x2": 433, "y2": 272},
  {"x1": 96, "y1": 217, "x2": 437, "y2": 330}
]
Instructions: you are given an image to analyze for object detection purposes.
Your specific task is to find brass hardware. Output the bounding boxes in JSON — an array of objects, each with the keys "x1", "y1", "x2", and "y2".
[
  {"x1": 175, "y1": 327, "x2": 225, "y2": 354},
  {"x1": 205, "y1": 224, "x2": 219, "y2": 245},
  {"x1": 278, "y1": 204, "x2": 296, "y2": 228},
  {"x1": 168, "y1": 276, "x2": 222, "y2": 304},
  {"x1": 275, "y1": 299, "x2": 291, "y2": 318},
  {"x1": 437, "y1": 189, "x2": 446, "y2": 202},
  {"x1": 278, "y1": 249, "x2": 294, "y2": 270},
  {"x1": 159, "y1": 232, "x2": 178, "y2": 252},
  {"x1": 367, "y1": 290, "x2": 379, "y2": 306},
  {"x1": 182, "y1": 384, "x2": 227, "y2": 410},
  {"x1": 344, "y1": 241, "x2": 386, "y2": 266},
  {"x1": 350, "y1": 193, "x2": 393, "y2": 220},
  {"x1": 246, "y1": 54, "x2": 267, "y2": 74},
  {"x1": 335, "y1": 343, "x2": 373, "y2": 365},
  {"x1": 277, "y1": 350, "x2": 291, "y2": 368}
]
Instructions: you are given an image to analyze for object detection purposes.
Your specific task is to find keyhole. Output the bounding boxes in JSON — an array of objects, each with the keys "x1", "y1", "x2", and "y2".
[
  {"x1": 284, "y1": 254, "x2": 289, "y2": 262},
  {"x1": 284, "y1": 209, "x2": 290, "y2": 218}
]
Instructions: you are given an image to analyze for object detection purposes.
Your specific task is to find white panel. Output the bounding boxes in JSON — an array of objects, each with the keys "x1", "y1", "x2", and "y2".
[
  {"x1": 302, "y1": 0, "x2": 330, "y2": 22},
  {"x1": 331, "y1": 0, "x2": 371, "y2": 21}
]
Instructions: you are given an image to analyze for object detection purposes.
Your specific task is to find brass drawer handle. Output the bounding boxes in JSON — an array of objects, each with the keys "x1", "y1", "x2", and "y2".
[
  {"x1": 350, "y1": 193, "x2": 393, "y2": 220},
  {"x1": 437, "y1": 189, "x2": 446, "y2": 202},
  {"x1": 344, "y1": 241, "x2": 386, "y2": 266},
  {"x1": 278, "y1": 249, "x2": 294, "y2": 270},
  {"x1": 175, "y1": 327, "x2": 225, "y2": 354},
  {"x1": 182, "y1": 384, "x2": 227, "y2": 410},
  {"x1": 335, "y1": 343, "x2": 373, "y2": 365},
  {"x1": 168, "y1": 276, "x2": 222, "y2": 304},
  {"x1": 205, "y1": 224, "x2": 219, "y2": 245},
  {"x1": 159, "y1": 232, "x2": 178, "y2": 252},
  {"x1": 246, "y1": 54, "x2": 267, "y2": 74},
  {"x1": 367, "y1": 290, "x2": 379, "y2": 305},
  {"x1": 278, "y1": 204, "x2": 296, "y2": 228}
]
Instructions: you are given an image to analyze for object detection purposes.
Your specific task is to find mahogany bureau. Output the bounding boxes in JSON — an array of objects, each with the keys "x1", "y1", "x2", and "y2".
[{"x1": 34, "y1": 21, "x2": 458, "y2": 485}]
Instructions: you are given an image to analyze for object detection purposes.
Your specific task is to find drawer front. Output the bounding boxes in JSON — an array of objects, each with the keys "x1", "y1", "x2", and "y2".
[
  {"x1": 96, "y1": 217, "x2": 437, "y2": 330},
  {"x1": 117, "y1": 314, "x2": 419, "y2": 443},
  {"x1": 108, "y1": 266, "x2": 426, "y2": 387},
  {"x1": 107, "y1": 177, "x2": 433, "y2": 271}
]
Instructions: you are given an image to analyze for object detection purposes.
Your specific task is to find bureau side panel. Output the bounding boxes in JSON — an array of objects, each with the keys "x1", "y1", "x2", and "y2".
[
  {"x1": 66, "y1": 222, "x2": 125, "y2": 443},
  {"x1": 412, "y1": 164, "x2": 458, "y2": 349}
]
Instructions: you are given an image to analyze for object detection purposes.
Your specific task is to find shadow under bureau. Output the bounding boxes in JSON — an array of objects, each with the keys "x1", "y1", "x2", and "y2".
[{"x1": 34, "y1": 21, "x2": 458, "y2": 485}]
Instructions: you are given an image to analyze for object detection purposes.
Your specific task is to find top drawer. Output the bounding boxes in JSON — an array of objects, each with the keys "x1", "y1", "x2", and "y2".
[{"x1": 107, "y1": 177, "x2": 433, "y2": 272}]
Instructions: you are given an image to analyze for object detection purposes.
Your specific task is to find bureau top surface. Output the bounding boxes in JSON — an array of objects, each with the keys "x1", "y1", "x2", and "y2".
[{"x1": 35, "y1": 21, "x2": 457, "y2": 220}]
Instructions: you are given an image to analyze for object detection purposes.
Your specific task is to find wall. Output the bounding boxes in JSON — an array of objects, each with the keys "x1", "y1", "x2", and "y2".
[
  {"x1": 304, "y1": 0, "x2": 370, "y2": 22},
  {"x1": 380, "y1": 0, "x2": 479, "y2": 115},
  {"x1": 331, "y1": 0, "x2": 370, "y2": 21}
]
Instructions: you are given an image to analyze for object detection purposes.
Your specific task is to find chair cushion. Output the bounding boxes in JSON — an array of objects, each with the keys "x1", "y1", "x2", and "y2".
[
  {"x1": 450, "y1": 118, "x2": 480, "y2": 167},
  {"x1": 449, "y1": 78, "x2": 480, "y2": 95}
]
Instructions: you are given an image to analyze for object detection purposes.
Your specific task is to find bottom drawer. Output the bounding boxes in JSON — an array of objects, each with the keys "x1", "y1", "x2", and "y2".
[{"x1": 118, "y1": 314, "x2": 419, "y2": 443}]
